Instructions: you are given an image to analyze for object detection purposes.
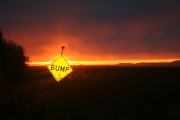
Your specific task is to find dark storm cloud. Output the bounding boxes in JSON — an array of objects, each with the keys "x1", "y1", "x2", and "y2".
[
  {"x1": 0, "y1": 0, "x2": 180, "y2": 61},
  {"x1": 1, "y1": 0, "x2": 179, "y2": 23},
  {"x1": 78, "y1": 0, "x2": 180, "y2": 22}
]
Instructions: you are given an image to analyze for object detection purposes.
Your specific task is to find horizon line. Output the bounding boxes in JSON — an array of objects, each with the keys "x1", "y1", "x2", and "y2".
[{"x1": 28, "y1": 59, "x2": 180, "y2": 66}]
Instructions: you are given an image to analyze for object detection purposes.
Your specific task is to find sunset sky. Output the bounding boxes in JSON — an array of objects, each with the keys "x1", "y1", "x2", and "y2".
[{"x1": 0, "y1": 0, "x2": 180, "y2": 65}]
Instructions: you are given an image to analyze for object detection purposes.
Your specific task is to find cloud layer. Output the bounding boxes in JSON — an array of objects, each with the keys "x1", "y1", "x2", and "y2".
[{"x1": 0, "y1": 0, "x2": 180, "y2": 61}]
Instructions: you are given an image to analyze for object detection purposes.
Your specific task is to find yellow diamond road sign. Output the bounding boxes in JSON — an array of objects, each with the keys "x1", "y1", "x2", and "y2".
[{"x1": 47, "y1": 56, "x2": 73, "y2": 82}]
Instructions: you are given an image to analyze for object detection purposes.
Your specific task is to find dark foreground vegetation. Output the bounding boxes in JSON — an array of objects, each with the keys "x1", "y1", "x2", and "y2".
[
  {"x1": 0, "y1": 66, "x2": 180, "y2": 120},
  {"x1": 0, "y1": 31, "x2": 29, "y2": 82}
]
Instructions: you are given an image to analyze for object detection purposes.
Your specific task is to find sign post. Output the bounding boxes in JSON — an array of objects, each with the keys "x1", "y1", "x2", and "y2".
[{"x1": 47, "y1": 46, "x2": 73, "y2": 82}]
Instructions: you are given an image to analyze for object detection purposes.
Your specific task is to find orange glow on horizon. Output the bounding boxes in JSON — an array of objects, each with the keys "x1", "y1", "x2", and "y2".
[{"x1": 28, "y1": 59, "x2": 180, "y2": 66}]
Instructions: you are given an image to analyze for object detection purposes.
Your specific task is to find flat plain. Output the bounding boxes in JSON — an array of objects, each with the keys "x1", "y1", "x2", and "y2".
[{"x1": 0, "y1": 66, "x2": 180, "y2": 120}]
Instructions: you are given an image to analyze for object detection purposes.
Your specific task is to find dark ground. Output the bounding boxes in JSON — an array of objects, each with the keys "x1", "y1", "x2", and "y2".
[{"x1": 0, "y1": 66, "x2": 180, "y2": 120}]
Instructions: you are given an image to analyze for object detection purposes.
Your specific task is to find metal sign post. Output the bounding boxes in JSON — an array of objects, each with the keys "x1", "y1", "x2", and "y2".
[
  {"x1": 47, "y1": 46, "x2": 73, "y2": 82},
  {"x1": 61, "y1": 46, "x2": 65, "y2": 55}
]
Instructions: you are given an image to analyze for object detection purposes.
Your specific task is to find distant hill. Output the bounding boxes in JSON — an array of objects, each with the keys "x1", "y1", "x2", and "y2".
[{"x1": 117, "y1": 60, "x2": 180, "y2": 67}]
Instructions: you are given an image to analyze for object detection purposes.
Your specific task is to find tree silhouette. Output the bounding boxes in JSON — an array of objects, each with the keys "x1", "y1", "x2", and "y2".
[{"x1": 0, "y1": 30, "x2": 29, "y2": 82}]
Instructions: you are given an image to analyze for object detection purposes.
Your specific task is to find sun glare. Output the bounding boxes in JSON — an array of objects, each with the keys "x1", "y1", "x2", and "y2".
[{"x1": 29, "y1": 59, "x2": 179, "y2": 66}]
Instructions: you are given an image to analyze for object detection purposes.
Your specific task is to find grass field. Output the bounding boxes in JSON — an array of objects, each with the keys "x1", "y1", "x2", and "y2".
[{"x1": 0, "y1": 66, "x2": 180, "y2": 120}]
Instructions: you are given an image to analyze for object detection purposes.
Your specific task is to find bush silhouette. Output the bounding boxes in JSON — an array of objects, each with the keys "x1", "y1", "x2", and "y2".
[{"x1": 0, "y1": 31, "x2": 29, "y2": 82}]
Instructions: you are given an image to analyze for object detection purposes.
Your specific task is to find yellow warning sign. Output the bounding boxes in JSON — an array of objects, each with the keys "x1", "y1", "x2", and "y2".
[{"x1": 47, "y1": 56, "x2": 73, "y2": 82}]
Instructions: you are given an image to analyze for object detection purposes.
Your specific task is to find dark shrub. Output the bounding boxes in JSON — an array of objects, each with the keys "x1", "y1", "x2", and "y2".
[{"x1": 0, "y1": 31, "x2": 29, "y2": 82}]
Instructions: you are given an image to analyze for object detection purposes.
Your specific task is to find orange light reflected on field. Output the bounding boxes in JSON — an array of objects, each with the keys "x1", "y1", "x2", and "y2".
[{"x1": 29, "y1": 58, "x2": 179, "y2": 66}]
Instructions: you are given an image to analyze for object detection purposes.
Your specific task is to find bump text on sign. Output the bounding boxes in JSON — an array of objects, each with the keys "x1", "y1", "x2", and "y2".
[{"x1": 51, "y1": 65, "x2": 69, "y2": 72}]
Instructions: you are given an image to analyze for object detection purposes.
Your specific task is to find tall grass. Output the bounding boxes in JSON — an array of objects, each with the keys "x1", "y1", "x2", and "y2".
[{"x1": 0, "y1": 66, "x2": 180, "y2": 119}]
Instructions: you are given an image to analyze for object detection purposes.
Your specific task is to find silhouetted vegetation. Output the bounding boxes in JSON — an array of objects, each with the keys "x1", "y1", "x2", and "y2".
[
  {"x1": 0, "y1": 30, "x2": 29, "y2": 82},
  {"x1": 0, "y1": 66, "x2": 180, "y2": 119}
]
